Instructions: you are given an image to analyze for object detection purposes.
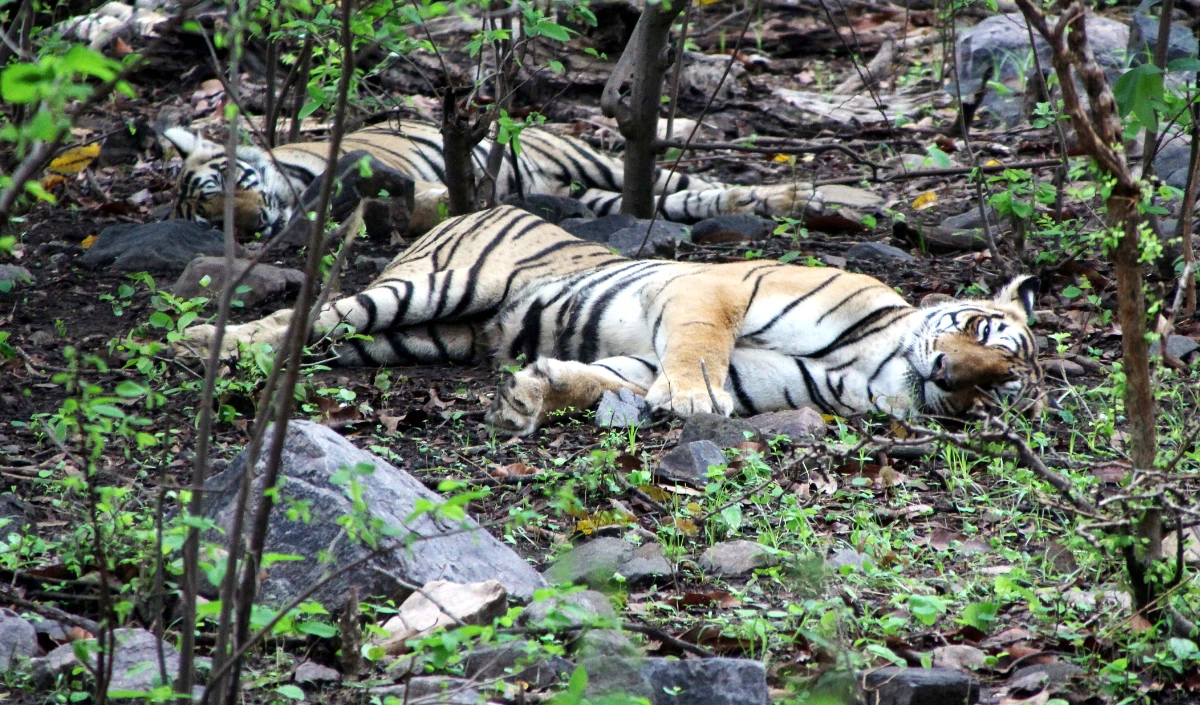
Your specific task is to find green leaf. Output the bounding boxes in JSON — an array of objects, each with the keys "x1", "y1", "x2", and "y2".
[
  {"x1": 1114, "y1": 63, "x2": 1163, "y2": 131},
  {"x1": 298, "y1": 622, "x2": 338, "y2": 638},
  {"x1": 0, "y1": 63, "x2": 47, "y2": 103},
  {"x1": 61, "y1": 45, "x2": 117, "y2": 81},
  {"x1": 1168, "y1": 57, "x2": 1200, "y2": 73},
  {"x1": 148, "y1": 311, "x2": 173, "y2": 329},
  {"x1": 959, "y1": 601, "x2": 999, "y2": 631},
  {"x1": 908, "y1": 594, "x2": 947, "y2": 626},
  {"x1": 536, "y1": 19, "x2": 571, "y2": 42},
  {"x1": 274, "y1": 684, "x2": 306, "y2": 700},
  {"x1": 298, "y1": 99, "x2": 322, "y2": 120},
  {"x1": 1062, "y1": 285, "x2": 1083, "y2": 299},
  {"x1": 778, "y1": 251, "x2": 801, "y2": 264},
  {"x1": 115, "y1": 380, "x2": 149, "y2": 397}
]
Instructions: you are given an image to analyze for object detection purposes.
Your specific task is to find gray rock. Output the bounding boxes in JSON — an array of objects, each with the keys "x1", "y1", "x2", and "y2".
[
  {"x1": 680, "y1": 413, "x2": 764, "y2": 448},
  {"x1": 1042, "y1": 358, "x2": 1086, "y2": 378},
  {"x1": 953, "y1": 13, "x2": 1128, "y2": 125},
  {"x1": 0, "y1": 609, "x2": 36, "y2": 672},
  {"x1": 503, "y1": 194, "x2": 594, "y2": 224},
  {"x1": 573, "y1": 629, "x2": 640, "y2": 659},
  {"x1": 1129, "y1": 12, "x2": 1198, "y2": 67},
  {"x1": 355, "y1": 255, "x2": 392, "y2": 274},
  {"x1": 607, "y1": 221, "x2": 691, "y2": 258},
  {"x1": 370, "y1": 676, "x2": 479, "y2": 704},
  {"x1": 201, "y1": 421, "x2": 543, "y2": 610},
  {"x1": 522, "y1": 589, "x2": 617, "y2": 628},
  {"x1": 294, "y1": 660, "x2": 340, "y2": 683},
  {"x1": 1152, "y1": 334, "x2": 1200, "y2": 360},
  {"x1": 679, "y1": 52, "x2": 748, "y2": 106},
  {"x1": 746, "y1": 408, "x2": 827, "y2": 440},
  {"x1": 827, "y1": 548, "x2": 874, "y2": 572},
  {"x1": 939, "y1": 209, "x2": 998, "y2": 232},
  {"x1": 595, "y1": 389, "x2": 652, "y2": 428},
  {"x1": 1156, "y1": 140, "x2": 1194, "y2": 190},
  {"x1": 863, "y1": 667, "x2": 980, "y2": 705},
  {"x1": 931, "y1": 644, "x2": 987, "y2": 672},
  {"x1": 81, "y1": 220, "x2": 227, "y2": 273},
  {"x1": 0, "y1": 494, "x2": 35, "y2": 533},
  {"x1": 1009, "y1": 662, "x2": 1084, "y2": 690},
  {"x1": 33, "y1": 628, "x2": 203, "y2": 698},
  {"x1": 581, "y1": 655, "x2": 769, "y2": 705},
  {"x1": 543, "y1": 537, "x2": 672, "y2": 588},
  {"x1": 173, "y1": 257, "x2": 305, "y2": 306},
  {"x1": 561, "y1": 214, "x2": 638, "y2": 243},
  {"x1": 844, "y1": 241, "x2": 915, "y2": 263},
  {"x1": 691, "y1": 215, "x2": 776, "y2": 244},
  {"x1": 657, "y1": 440, "x2": 727, "y2": 485},
  {"x1": 0, "y1": 265, "x2": 33, "y2": 291},
  {"x1": 27, "y1": 330, "x2": 56, "y2": 348},
  {"x1": 699, "y1": 540, "x2": 775, "y2": 576},
  {"x1": 463, "y1": 640, "x2": 571, "y2": 689}
]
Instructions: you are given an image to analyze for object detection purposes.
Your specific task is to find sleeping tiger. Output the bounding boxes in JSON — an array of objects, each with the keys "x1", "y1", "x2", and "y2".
[
  {"x1": 162, "y1": 120, "x2": 823, "y2": 238},
  {"x1": 182, "y1": 206, "x2": 1045, "y2": 434}
]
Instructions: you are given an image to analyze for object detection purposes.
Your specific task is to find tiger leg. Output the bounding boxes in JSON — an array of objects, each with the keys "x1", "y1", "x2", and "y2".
[
  {"x1": 485, "y1": 355, "x2": 659, "y2": 436},
  {"x1": 330, "y1": 323, "x2": 482, "y2": 367},
  {"x1": 643, "y1": 282, "x2": 748, "y2": 417},
  {"x1": 657, "y1": 182, "x2": 824, "y2": 221}
]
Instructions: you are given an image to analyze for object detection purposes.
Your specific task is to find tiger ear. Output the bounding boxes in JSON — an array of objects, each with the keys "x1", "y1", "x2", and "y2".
[
  {"x1": 161, "y1": 127, "x2": 212, "y2": 157},
  {"x1": 994, "y1": 275, "x2": 1039, "y2": 320}
]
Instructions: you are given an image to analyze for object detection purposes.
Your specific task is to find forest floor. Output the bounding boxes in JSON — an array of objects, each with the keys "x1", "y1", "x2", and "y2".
[{"x1": 3, "y1": 1, "x2": 1200, "y2": 704}]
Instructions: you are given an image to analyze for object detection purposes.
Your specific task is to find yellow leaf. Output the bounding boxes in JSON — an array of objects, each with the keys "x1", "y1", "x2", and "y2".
[
  {"x1": 81, "y1": 235, "x2": 97, "y2": 249},
  {"x1": 673, "y1": 517, "x2": 699, "y2": 536},
  {"x1": 41, "y1": 174, "x2": 65, "y2": 190},
  {"x1": 698, "y1": 0, "x2": 722, "y2": 6},
  {"x1": 890, "y1": 421, "x2": 909, "y2": 439},
  {"x1": 984, "y1": 159, "x2": 1002, "y2": 167},
  {"x1": 685, "y1": 502, "x2": 704, "y2": 514},
  {"x1": 48, "y1": 143, "x2": 100, "y2": 175},
  {"x1": 575, "y1": 519, "x2": 595, "y2": 535},
  {"x1": 911, "y1": 191, "x2": 937, "y2": 210},
  {"x1": 772, "y1": 153, "x2": 794, "y2": 164},
  {"x1": 639, "y1": 485, "x2": 669, "y2": 502}
]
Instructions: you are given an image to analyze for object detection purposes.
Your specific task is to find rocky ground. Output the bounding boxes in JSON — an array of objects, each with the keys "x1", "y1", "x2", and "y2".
[{"x1": 3, "y1": 0, "x2": 1200, "y2": 704}]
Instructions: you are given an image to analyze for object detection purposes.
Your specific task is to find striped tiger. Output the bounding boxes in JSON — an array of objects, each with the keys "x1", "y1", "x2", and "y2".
[
  {"x1": 162, "y1": 120, "x2": 823, "y2": 238},
  {"x1": 183, "y1": 206, "x2": 1045, "y2": 435}
]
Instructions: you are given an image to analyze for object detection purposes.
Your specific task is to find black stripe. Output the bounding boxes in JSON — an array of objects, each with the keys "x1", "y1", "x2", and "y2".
[
  {"x1": 796, "y1": 359, "x2": 835, "y2": 415},
  {"x1": 744, "y1": 273, "x2": 842, "y2": 337},
  {"x1": 815, "y1": 286, "x2": 873, "y2": 325},
  {"x1": 355, "y1": 293, "x2": 378, "y2": 332},
  {"x1": 807, "y1": 306, "x2": 913, "y2": 359},
  {"x1": 728, "y1": 365, "x2": 758, "y2": 415}
]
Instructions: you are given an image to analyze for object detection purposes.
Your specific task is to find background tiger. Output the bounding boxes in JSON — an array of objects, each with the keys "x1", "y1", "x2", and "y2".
[
  {"x1": 163, "y1": 120, "x2": 824, "y2": 238},
  {"x1": 184, "y1": 206, "x2": 1045, "y2": 435}
]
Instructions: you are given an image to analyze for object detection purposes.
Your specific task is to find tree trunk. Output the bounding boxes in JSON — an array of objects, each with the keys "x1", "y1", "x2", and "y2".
[
  {"x1": 601, "y1": 0, "x2": 690, "y2": 218},
  {"x1": 442, "y1": 91, "x2": 479, "y2": 216}
]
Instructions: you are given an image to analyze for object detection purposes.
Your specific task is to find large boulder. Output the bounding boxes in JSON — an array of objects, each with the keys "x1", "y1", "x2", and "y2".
[
  {"x1": 953, "y1": 13, "x2": 1128, "y2": 125},
  {"x1": 33, "y1": 628, "x2": 203, "y2": 698},
  {"x1": 172, "y1": 257, "x2": 305, "y2": 306},
  {"x1": 580, "y1": 655, "x2": 769, "y2": 705},
  {"x1": 200, "y1": 421, "x2": 544, "y2": 610}
]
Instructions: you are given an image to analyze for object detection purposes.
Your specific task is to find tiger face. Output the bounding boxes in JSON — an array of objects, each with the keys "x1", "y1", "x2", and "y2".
[
  {"x1": 162, "y1": 128, "x2": 300, "y2": 236},
  {"x1": 912, "y1": 276, "x2": 1044, "y2": 417}
]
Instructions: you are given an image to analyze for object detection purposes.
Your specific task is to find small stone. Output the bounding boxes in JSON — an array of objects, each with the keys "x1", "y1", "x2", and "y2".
[
  {"x1": 543, "y1": 537, "x2": 672, "y2": 589},
  {"x1": 1033, "y1": 309, "x2": 1059, "y2": 326},
  {"x1": 747, "y1": 408, "x2": 826, "y2": 440},
  {"x1": 294, "y1": 660, "x2": 341, "y2": 683},
  {"x1": 680, "y1": 413, "x2": 763, "y2": 448},
  {"x1": 1042, "y1": 358, "x2": 1085, "y2": 378},
  {"x1": 0, "y1": 609, "x2": 36, "y2": 672},
  {"x1": 522, "y1": 589, "x2": 617, "y2": 628},
  {"x1": 561, "y1": 214, "x2": 639, "y2": 243},
  {"x1": 863, "y1": 667, "x2": 980, "y2": 705},
  {"x1": 1009, "y1": 662, "x2": 1084, "y2": 692},
  {"x1": 573, "y1": 629, "x2": 640, "y2": 659},
  {"x1": 355, "y1": 255, "x2": 392, "y2": 274},
  {"x1": 679, "y1": 51, "x2": 748, "y2": 104},
  {"x1": 503, "y1": 194, "x2": 594, "y2": 224},
  {"x1": 173, "y1": 257, "x2": 305, "y2": 307},
  {"x1": 0, "y1": 265, "x2": 33, "y2": 291},
  {"x1": 1150, "y1": 334, "x2": 1200, "y2": 360},
  {"x1": 1129, "y1": 12, "x2": 1198, "y2": 68},
  {"x1": 463, "y1": 641, "x2": 572, "y2": 689},
  {"x1": 370, "y1": 676, "x2": 480, "y2": 705},
  {"x1": 691, "y1": 215, "x2": 775, "y2": 244},
  {"x1": 595, "y1": 389, "x2": 652, "y2": 429},
  {"x1": 656, "y1": 440, "x2": 726, "y2": 485},
  {"x1": 844, "y1": 242, "x2": 915, "y2": 263},
  {"x1": 378, "y1": 580, "x2": 508, "y2": 654},
  {"x1": 816, "y1": 185, "x2": 885, "y2": 210},
  {"x1": 27, "y1": 330, "x2": 57, "y2": 348},
  {"x1": 33, "y1": 628, "x2": 203, "y2": 698},
  {"x1": 931, "y1": 645, "x2": 986, "y2": 673},
  {"x1": 81, "y1": 220, "x2": 228, "y2": 273},
  {"x1": 699, "y1": 540, "x2": 775, "y2": 576},
  {"x1": 580, "y1": 655, "x2": 769, "y2": 705},
  {"x1": 827, "y1": 548, "x2": 874, "y2": 572},
  {"x1": 606, "y1": 221, "x2": 691, "y2": 258}
]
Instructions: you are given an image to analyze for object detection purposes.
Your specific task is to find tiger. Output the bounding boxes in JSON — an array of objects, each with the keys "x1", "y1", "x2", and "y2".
[
  {"x1": 181, "y1": 205, "x2": 1045, "y2": 435},
  {"x1": 161, "y1": 120, "x2": 825, "y2": 238}
]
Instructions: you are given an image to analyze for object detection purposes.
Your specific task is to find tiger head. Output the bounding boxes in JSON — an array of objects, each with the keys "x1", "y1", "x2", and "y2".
[
  {"x1": 162, "y1": 128, "x2": 302, "y2": 237},
  {"x1": 909, "y1": 276, "x2": 1044, "y2": 417}
]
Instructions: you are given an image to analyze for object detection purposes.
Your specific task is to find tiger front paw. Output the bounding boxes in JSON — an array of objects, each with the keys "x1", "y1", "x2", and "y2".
[
  {"x1": 174, "y1": 310, "x2": 294, "y2": 359},
  {"x1": 485, "y1": 366, "x2": 549, "y2": 436},
  {"x1": 644, "y1": 379, "x2": 734, "y2": 417}
]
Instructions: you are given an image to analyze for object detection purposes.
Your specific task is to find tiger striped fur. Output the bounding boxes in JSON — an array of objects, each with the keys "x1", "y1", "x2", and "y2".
[
  {"x1": 163, "y1": 120, "x2": 823, "y2": 238},
  {"x1": 183, "y1": 206, "x2": 1045, "y2": 435}
]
